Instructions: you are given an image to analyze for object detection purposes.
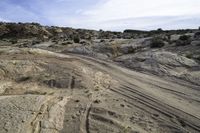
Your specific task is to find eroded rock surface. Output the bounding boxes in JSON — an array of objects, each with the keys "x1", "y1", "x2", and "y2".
[
  {"x1": 0, "y1": 23, "x2": 200, "y2": 133},
  {"x1": 0, "y1": 48, "x2": 199, "y2": 133}
]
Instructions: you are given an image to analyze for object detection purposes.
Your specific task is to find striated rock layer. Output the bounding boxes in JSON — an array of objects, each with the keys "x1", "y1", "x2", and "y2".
[{"x1": 0, "y1": 48, "x2": 199, "y2": 133}]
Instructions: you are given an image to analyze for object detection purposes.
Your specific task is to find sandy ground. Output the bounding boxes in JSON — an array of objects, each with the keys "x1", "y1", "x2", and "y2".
[{"x1": 0, "y1": 47, "x2": 199, "y2": 133}]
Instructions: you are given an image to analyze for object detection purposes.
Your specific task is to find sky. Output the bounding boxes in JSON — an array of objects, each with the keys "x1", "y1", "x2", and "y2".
[{"x1": 0, "y1": 0, "x2": 200, "y2": 31}]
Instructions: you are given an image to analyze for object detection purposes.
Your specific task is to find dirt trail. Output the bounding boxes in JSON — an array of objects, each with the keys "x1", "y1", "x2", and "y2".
[
  {"x1": 0, "y1": 48, "x2": 199, "y2": 133},
  {"x1": 72, "y1": 53, "x2": 200, "y2": 132}
]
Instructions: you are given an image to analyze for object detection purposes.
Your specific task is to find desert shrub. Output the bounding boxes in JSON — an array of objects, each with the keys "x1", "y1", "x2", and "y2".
[
  {"x1": 85, "y1": 35, "x2": 92, "y2": 40},
  {"x1": 179, "y1": 35, "x2": 190, "y2": 41},
  {"x1": 150, "y1": 37, "x2": 165, "y2": 48},
  {"x1": 100, "y1": 39, "x2": 105, "y2": 42},
  {"x1": 31, "y1": 22, "x2": 41, "y2": 26},
  {"x1": 194, "y1": 32, "x2": 200, "y2": 39},
  {"x1": 10, "y1": 39, "x2": 18, "y2": 44},
  {"x1": 32, "y1": 40, "x2": 41, "y2": 45},
  {"x1": 156, "y1": 28, "x2": 163, "y2": 34},
  {"x1": 176, "y1": 35, "x2": 191, "y2": 46},
  {"x1": 73, "y1": 36, "x2": 80, "y2": 43},
  {"x1": 80, "y1": 40, "x2": 90, "y2": 45},
  {"x1": 127, "y1": 47, "x2": 135, "y2": 53},
  {"x1": 176, "y1": 40, "x2": 190, "y2": 46},
  {"x1": 157, "y1": 28, "x2": 163, "y2": 31}
]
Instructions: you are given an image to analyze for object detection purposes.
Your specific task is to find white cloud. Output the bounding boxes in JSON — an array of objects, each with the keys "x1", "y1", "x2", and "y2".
[
  {"x1": 70, "y1": 0, "x2": 200, "y2": 30},
  {"x1": 83, "y1": 0, "x2": 200, "y2": 20},
  {"x1": 1, "y1": 0, "x2": 199, "y2": 30}
]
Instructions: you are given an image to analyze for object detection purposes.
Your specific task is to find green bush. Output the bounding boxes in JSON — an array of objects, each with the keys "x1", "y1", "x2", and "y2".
[
  {"x1": 176, "y1": 40, "x2": 190, "y2": 46},
  {"x1": 179, "y1": 35, "x2": 190, "y2": 41},
  {"x1": 127, "y1": 47, "x2": 135, "y2": 53},
  {"x1": 32, "y1": 40, "x2": 41, "y2": 45},
  {"x1": 73, "y1": 36, "x2": 80, "y2": 43},
  {"x1": 10, "y1": 39, "x2": 18, "y2": 44},
  {"x1": 100, "y1": 39, "x2": 105, "y2": 42},
  {"x1": 176, "y1": 35, "x2": 191, "y2": 46},
  {"x1": 194, "y1": 32, "x2": 200, "y2": 39},
  {"x1": 150, "y1": 37, "x2": 165, "y2": 48}
]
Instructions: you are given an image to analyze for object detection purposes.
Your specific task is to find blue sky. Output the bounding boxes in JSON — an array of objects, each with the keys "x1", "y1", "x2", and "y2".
[{"x1": 0, "y1": 0, "x2": 200, "y2": 31}]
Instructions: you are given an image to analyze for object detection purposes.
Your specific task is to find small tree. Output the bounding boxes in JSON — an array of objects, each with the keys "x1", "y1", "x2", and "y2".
[{"x1": 157, "y1": 28, "x2": 163, "y2": 31}]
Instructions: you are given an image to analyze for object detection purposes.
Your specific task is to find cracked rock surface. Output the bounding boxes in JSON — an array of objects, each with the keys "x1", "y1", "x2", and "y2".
[{"x1": 0, "y1": 47, "x2": 199, "y2": 133}]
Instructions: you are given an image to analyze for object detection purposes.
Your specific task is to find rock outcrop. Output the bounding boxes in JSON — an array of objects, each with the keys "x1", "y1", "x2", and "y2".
[{"x1": 0, "y1": 22, "x2": 200, "y2": 133}]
